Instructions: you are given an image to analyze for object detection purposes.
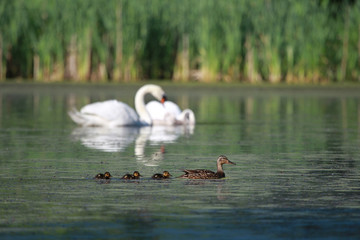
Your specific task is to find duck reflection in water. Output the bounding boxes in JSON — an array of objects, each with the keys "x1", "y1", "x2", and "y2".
[{"x1": 183, "y1": 179, "x2": 228, "y2": 201}]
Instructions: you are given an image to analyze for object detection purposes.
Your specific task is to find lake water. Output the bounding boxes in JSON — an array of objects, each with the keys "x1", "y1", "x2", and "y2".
[{"x1": 0, "y1": 83, "x2": 360, "y2": 239}]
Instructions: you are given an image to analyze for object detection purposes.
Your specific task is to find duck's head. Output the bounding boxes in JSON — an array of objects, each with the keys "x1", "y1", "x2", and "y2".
[
  {"x1": 217, "y1": 155, "x2": 236, "y2": 165},
  {"x1": 163, "y1": 171, "x2": 172, "y2": 177},
  {"x1": 133, "y1": 171, "x2": 141, "y2": 177},
  {"x1": 104, "y1": 172, "x2": 112, "y2": 179}
]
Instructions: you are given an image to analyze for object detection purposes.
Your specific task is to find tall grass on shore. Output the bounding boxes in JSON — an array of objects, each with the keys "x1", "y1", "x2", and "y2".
[{"x1": 0, "y1": 0, "x2": 359, "y2": 83}]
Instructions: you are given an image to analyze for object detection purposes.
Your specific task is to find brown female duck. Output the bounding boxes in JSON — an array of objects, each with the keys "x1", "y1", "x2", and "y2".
[
  {"x1": 121, "y1": 171, "x2": 142, "y2": 180},
  {"x1": 152, "y1": 171, "x2": 172, "y2": 179},
  {"x1": 179, "y1": 155, "x2": 235, "y2": 179},
  {"x1": 94, "y1": 171, "x2": 112, "y2": 179}
]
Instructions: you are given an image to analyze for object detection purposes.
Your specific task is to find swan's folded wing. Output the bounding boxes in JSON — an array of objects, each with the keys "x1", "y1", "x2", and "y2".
[
  {"x1": 81, "y1": 100, "x2": 139, "y2": 125},
  {"x1": 81, "y1": 100, "x2": 139, "y2": 126}
]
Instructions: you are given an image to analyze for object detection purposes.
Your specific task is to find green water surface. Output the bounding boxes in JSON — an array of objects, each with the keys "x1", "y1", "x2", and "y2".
[{"x1": 0, "y1": 83, "x2": 359, "y2": 239}]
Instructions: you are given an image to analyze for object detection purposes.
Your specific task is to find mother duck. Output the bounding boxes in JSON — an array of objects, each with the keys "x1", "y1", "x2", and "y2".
[{"x1": 180, "y1": 155, "x2": 235, "y2": 179}]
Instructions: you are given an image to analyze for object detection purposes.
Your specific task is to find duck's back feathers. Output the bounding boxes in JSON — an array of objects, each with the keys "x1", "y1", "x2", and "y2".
[
  {"x1": 152, "y1": 171, "x2": 172, "y2": 179},
  {"x1": 122, "y1": 171, "x2": 141, "y2": 180},
  {"x1": 121, "y1": 173, "x2": 133, "y2": 179},
  {"x1": 180, "y1": 169, "x2": 225, "y2": 179},
  {"x1": 183, "y1": 169, "x2": 215, "y2": 174},
  {"x1": 151, "y1": 173, "x2": 163, "y2": 179},
  {"x1": 94, "y1": 171, "x2": 112, "y2": 179},
  {"x1": 94, "y1": 173, "x2": 104, "y2": 179}
]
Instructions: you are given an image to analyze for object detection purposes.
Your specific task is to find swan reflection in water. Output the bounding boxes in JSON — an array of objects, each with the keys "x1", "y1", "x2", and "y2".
[
  {"x1": 71, "y1": 126, "x2": 140, "y2": 152},
  {"x1": 71, "y1": 125, "x2": 194, "y2": 166}
]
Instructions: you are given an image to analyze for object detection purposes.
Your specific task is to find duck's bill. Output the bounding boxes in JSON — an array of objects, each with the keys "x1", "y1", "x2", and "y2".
[{"x1": 228, "y1": 160, "x2": 236, "y2": 165}]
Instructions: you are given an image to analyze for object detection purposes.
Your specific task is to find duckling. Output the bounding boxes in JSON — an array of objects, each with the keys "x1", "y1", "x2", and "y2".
[
  {"x1": 151, "y1": 171, "x2": 172, "y2": 179},
  {"x1": 95, "y1": 173, "x2": 104, "y2": 179},
  {"x1": 179, "y1": 155, "x2": 235, "y2": 179},
  {"x1": 121, "y1": 173, "x2": 132, "y2": 179},
  {"x1": 121, "y1": 171, "x2": 142, "y2": 180},
  {"x1": 94, "y1": 171, "x2": 112, "y2": 179}
]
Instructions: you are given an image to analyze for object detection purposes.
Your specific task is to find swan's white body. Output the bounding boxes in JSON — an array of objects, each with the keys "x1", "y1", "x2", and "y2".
[
  {"x1": 68, "y1": 84, "x2": 166, "y2": 127},
  {"x1": 146, "y1": 100, "x2": 196, "y2": 126}
]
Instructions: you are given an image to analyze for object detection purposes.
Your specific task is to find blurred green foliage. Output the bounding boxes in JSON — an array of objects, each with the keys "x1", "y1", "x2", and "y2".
[{"x1": 0, "y1": 0, "x2": 359, "y2": 83}]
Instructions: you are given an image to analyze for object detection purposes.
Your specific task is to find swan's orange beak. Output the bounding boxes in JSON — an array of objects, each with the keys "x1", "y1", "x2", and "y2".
[{"x1": 161, "y1": 95, "x2": 167, "y2": 104}]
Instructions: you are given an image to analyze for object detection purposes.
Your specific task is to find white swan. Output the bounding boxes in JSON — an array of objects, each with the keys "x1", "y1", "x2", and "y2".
[
  {"x1": 146, "y1": 100, "x2": 196, "y2": 125},
  {"x1": 68, "y1": 84, "x2": 166, "y2": 127}
]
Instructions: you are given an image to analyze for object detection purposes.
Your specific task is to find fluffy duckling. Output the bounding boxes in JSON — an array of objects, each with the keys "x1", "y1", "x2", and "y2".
[
  {"x1": 121, "y1": 171, "x2": 142, "y2": 180},
  {"x1": 94, "y1": 171, "x2": 112, "y2": 179},
  {"x1": 152, "y1": 171, "x2": 172, "y2": 179},
  {"x1": 179, "y1": 155, "x2": 235, "y2": 179}
]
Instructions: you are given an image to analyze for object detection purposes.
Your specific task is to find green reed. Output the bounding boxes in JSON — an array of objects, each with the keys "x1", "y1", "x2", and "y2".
[{"x1": 0, "y1": 0, "x2": 359, "y2": 83}]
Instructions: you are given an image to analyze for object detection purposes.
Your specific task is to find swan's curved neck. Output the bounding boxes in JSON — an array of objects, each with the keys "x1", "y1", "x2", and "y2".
[{"x1": 135, "y1": 86, "x2": 152, "y2": 125}]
